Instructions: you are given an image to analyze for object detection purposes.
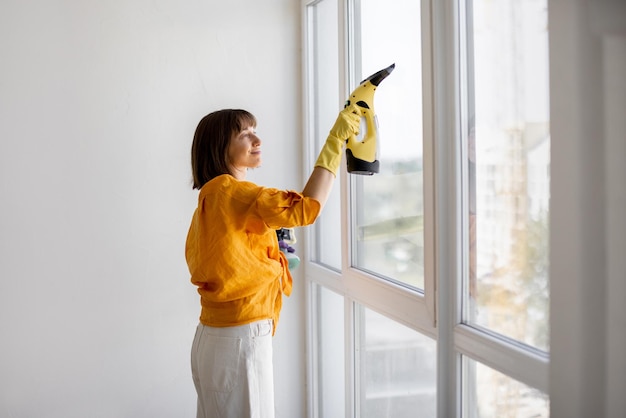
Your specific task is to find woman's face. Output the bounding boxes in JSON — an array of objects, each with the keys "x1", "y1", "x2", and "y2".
[{"x1": 227, "y1": 125, "x2": 262, "y2": 179}]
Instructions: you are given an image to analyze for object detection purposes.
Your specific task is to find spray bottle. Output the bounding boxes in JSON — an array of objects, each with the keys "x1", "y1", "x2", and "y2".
[{"x1": 345, "y1": 63, "x2": 395, "y2": 175}]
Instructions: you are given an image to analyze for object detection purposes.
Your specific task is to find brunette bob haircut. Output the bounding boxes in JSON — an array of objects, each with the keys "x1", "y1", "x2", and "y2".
[{"x1": 191, "y1": 109, "x2": 257, "y2": 189}]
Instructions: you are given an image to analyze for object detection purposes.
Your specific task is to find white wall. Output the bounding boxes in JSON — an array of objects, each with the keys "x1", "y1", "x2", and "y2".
[
  {"x1": 549, "y1": 1, "x2": 626, "y2": 417},
  {"x1": 0, "y1": 1, "x2": 306, "y2": 417}
]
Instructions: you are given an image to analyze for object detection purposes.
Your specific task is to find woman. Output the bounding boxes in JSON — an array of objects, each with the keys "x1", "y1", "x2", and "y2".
[{"x1": 186, "y1": 105, "x2": 360, "y2": 418}]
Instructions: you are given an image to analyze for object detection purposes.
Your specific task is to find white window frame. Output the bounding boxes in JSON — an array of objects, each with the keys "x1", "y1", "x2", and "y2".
[
  {"x1": 302, "y1": 1, "x2": 550, "y2": 417},
  {"x1": 302, "y1": 0, "x2": 436, "y2": 336}
]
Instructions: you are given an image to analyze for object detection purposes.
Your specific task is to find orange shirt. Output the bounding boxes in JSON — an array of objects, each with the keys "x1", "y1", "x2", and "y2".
[{"x1": 185, "y1": 175, "x2": 321, "y2": 334}]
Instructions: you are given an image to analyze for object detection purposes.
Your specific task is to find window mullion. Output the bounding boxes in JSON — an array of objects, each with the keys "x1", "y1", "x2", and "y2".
[
  {"x1": 432, "y1": 0, "x2": 463, "y2": 416},
  {"x1": 422, "y1": 0, "x2": 437, "y2": 328},
  {"x1": 344, "y1": 297, "x2": 356, "y2": 418}
]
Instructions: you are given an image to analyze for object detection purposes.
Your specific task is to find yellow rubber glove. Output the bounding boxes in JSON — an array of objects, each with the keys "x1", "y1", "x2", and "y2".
[{"x1": 314, "y1": 104, "x2": 361, "y2": 176}]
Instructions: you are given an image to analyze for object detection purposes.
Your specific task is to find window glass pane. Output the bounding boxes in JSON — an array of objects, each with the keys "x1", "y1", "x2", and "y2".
[
  {"x1": 307, "y1": 0, "x2": 341, "y2": 270},
  {"x1": 357, "y1": 304, "x2": 436, "y2": 417},
  {"x1": 352, "y1": 0, "x2": 425, "y2": 290},
  {"x1": 462, "y1": 356, "x2": 549, "y2": 417},
  {"x1": 315, "y1": 284, "x2": 345, "y2": 417},
  {"x1": 464, "y1": 0, "x2": 550, "y2": 350}
]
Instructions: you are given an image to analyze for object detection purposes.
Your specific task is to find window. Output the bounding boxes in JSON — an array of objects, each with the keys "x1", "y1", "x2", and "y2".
[
  {"x1": 303, "y1": 0, "x2": 550, "y2": 416},
  {"x1": 306, "y1": 0, "x2": 342, "y2": 271},
  {"x1": 463, "y1": 0, "x2": 550, "y2": 352},
  {"x1": 462, "y1": 356, "x2": 549, "y2": 417},
  {"x1": 350, "y1": 0, "x2": 426, "y2": 291},
  {"x1": 310, "y1": 284, "x2": 345, "y2": 418},
  {"x1": 357, "y1": 305, "x2": 436, "y2": 417}
]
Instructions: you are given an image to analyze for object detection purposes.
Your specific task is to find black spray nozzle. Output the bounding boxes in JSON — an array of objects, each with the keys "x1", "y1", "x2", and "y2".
[{"x1": 362, "y1": 63, "x2": 395, "y2": 87}]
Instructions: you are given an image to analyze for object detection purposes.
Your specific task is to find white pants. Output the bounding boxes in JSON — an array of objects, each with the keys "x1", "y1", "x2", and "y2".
[{"x1": 191, "y1": 320, "x2": 275, "y2": 418}]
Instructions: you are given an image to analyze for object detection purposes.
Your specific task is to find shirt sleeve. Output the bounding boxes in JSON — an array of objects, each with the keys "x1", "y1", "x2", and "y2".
[
  {"x1": 227, "y1": 179, "x2": 321, "y2": 231},
  {"x1": 253, "y1": 187, "x2": 321, "y2": 230}
]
